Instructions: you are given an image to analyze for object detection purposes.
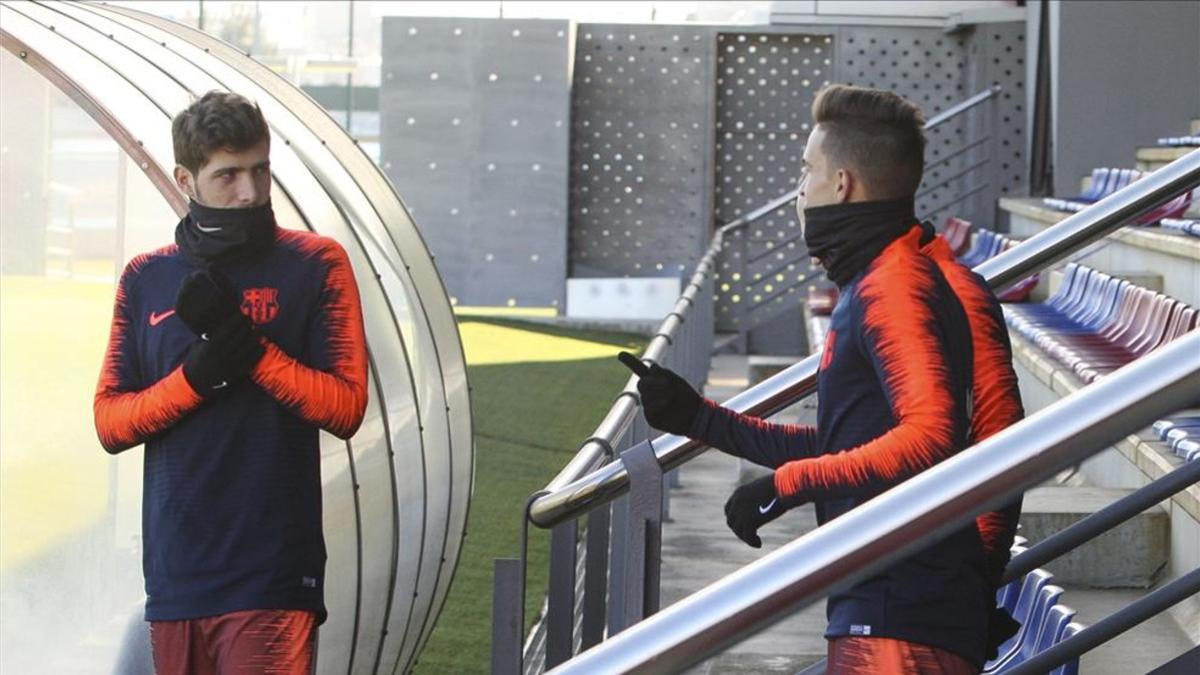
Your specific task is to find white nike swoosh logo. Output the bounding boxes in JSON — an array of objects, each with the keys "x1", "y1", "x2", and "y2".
[
  {"x1": 212, "y1": 381, "x2": 228, "y2": 389},
  {"x1": 196, "y1": 223, "x2": 223, "y2": 233},
  {"x1": 758, "y1": 498, "x2": 778, "y2": 514}
]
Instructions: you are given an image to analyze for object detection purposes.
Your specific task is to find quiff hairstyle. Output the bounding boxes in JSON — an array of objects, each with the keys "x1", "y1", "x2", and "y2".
[
  {"x1": 172, "y1": 91, "x2": 270, "y2": 175},
  {"x1": 811, "y1": 84, "x2": 926, "y2": 199}
]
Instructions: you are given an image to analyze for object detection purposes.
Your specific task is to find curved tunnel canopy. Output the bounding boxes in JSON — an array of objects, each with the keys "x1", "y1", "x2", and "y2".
[{"x1": 0, "y1": 2, "x2": 472, "y2": 673}]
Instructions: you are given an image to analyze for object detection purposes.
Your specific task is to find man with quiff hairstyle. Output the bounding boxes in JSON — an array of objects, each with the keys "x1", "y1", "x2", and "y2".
[{"x1": 634, "y1": 84, "x2": 1023, "y2": 674}]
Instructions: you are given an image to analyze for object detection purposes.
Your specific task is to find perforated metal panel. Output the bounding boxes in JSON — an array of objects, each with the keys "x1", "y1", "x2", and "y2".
[
  {"x1": 968, "y1": 22, "x2": 1027, "y2": 217},
  {"x1": 713, "y1": 32, "x2": 829, "y2": 339},
  {"x1": 381, "y1": 17, "x2": 570, "y2": 308},
  {"x1": 840, "y1": 26, "x2": 971, "y2": 222},
  {"x1": 568, "y1": 24, "x2": 717, "y2": 278}
]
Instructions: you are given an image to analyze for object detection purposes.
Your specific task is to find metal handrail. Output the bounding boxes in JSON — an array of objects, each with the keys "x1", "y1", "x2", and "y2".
[
  {"x1": 1004, "y1": 567, "x2": 1200, "y2": 675},
  {"x1": 528, "y1": 147, "x2": 1200, "y2": 528},
  {"x1": 547, "y1": 331, "x2": 1200, "y2": 673},
  {"x1": 537, "y1": 237, "x2": 724, "y2": 495},
  {"x1": 1003, "y1": 460, "x2": 1200, "y2": 584},
  {"x1": 535, "y1": 85, "x2": 1006, "y2": 502}
]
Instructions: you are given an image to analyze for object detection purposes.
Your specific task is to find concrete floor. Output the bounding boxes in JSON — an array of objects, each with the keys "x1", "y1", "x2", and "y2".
[{"x1": 657, "y1": 354, "x2": 1195, "y2": 674}]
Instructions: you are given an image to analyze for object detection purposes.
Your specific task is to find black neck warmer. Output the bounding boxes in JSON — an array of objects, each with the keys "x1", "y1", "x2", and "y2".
[
  {"x1": 175, "y1": 199, "x2": 277, "y2": 268},
  {"x1": 802, "y1": 196, "x2": 919, "y2": 286}
]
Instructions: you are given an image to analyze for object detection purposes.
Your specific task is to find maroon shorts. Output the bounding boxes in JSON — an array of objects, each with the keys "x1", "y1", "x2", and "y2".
[
  {"x1": 827, "y1": 636, "x2": 979, "y2": 675},
  {"x1": 150, "y1": 609, "x2": 317, "y2": 675}
]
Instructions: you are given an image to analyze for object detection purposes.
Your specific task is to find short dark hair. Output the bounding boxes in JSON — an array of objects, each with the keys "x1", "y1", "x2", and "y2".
[
  {"x1": 811, "y1": 84, "x2": 926, "y2": 199},
  {"x1": 172, "y1": 91, "x2": 270, "y2": 174}
]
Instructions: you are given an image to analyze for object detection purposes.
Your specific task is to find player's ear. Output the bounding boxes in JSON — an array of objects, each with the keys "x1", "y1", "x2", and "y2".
[{"x1": 834, "y1": 168, "x2": 854, "y2": 203}]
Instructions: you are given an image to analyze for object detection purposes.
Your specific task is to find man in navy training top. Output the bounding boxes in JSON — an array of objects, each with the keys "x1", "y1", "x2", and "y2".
[
  {"x1": 635, "y1": 84, "x2": 1024, "y2": 674},
  {"x1": 94, "y1": 91, "x2": 369, "y2": 674}
]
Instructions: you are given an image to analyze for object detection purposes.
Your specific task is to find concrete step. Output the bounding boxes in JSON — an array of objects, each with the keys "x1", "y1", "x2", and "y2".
[
  {"x1": 1070, "y1": 588, "x2": 1196, "y2": 673},
  {"x1": 1136, "y1": 145, "x2": 1191, "y2": 171},
  {"x1": 662, "y1": 354, "x2": 826, "y2": 674},
  {"x1": 1019, "y1": 487, "x2": 1169, "y2": 587}
]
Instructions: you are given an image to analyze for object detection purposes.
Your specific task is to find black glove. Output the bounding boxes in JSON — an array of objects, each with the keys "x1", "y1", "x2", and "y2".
[
  {"x1": 175, "y1": 269, "x2": 242, "y2": 338},
  {"x1": 181, "y1": 313, "x2": 265, "y2": 397},
  {"x1": 636, "y1": 363, "x2": 702, "y2": 436},
  {"x1": 724, "y1": 474, "x2": 789, "y2": 548},
  {"x1": 985, "y1": 605, "x2": 1021, "y2": 661}
]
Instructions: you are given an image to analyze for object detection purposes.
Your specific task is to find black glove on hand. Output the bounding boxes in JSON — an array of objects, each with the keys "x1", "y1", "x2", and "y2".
[
  {"x1": 175, "y1": 269, "x2": 242, "y2": 338},
  {"x1": 636, "y1": 363, "x2": 702, "y2": 436},
  {"x1": 182, "y1": 312, "x2": 265, "y2": 397},
  {"x1": 985, "y1": 605, "x2": 1021, "y2": 661},
  {"x1": 724, "y1": 474, "x2": 788, "y2": 548}
]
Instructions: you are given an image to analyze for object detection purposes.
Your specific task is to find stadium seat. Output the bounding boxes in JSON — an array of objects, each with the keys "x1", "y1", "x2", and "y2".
[
  {"x1": 1161, "y1": 218, "x2": 1200, "y2": 237},
  {"x1": 997, "y1": 544, "x2": 1028, "y2": 611},
  {"x1": 1004, "y1": 264, "x2": 1197, "y2": 383},
  {"x1": 1048, "y1": 621, "x2": 1086, "y2": 675},
  {"x1": 1033, "y1": 604, "x2": 1077, "y2": 660},
  {"x1": 986, "y1": 569, "x2": 1053, "y2": 670},
  {"x1": 990, "y1": 584, "x2": 1065, "y2": 670},
  {"x1": 1043, "y1": 168, "x2": 1145, "y2": 213},
  {"x1": 1156, "y1": 136, "x2": 1200, "y2": 147},
  {"x1": 1151, "y1": 414, "x2": 1200, "y2": 439},
  {"x1": 943, "y1": 216, "x2": 973, "y2": 255},
  {"x1": 954, "y1": 229, "x2": 1038, "y2": 300}
]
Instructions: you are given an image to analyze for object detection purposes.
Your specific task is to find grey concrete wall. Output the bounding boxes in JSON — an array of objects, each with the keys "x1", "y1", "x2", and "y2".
[
  {"x1": 1048, "y1": 0, "x2": 1200, "y2": 193},
  {"x1": 380, "y1": 17, "x2": 569, "y2": 308}
]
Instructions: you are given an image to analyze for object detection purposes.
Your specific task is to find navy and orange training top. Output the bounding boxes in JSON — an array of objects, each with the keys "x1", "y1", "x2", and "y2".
[
  {"x1": 923, "y1": 232, "x2": 1025, "y2": 587},
  {"x1": 690, "y1": 227, "x2": 991, "y2": 666},
  {"x1": 94, "y1": 227, "x2": 368, "y2": 623}
]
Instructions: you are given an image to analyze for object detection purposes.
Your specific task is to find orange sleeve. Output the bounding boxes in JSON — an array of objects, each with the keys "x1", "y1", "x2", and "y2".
[
  {"x1": 251, "y1": 239, "x2": 368, "y2": 439},
  {"x1": 94, "y1": 258, "x2": 203, "y2": 454}
]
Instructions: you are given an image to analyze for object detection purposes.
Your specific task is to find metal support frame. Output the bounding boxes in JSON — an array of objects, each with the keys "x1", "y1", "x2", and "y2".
[
  {"x1": 607, "y1": 493, "x2": 631, "y2": 637},
  {"x1": 491, "y1": 559, "x2": 523, "y2": 674},
  {"x1": 615, "y1": 434, "x2": 665, "y2": 634},
  {"x1": 544, "y1": 521, "x2": 579, "y2": 668},
  {"x1": 580, "y1": 505, "x2": 610, "y2": 650}
]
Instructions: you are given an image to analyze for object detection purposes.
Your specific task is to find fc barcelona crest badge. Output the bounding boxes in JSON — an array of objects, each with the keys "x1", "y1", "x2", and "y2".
[{"x1": 242, "y1": 287, "x2": 280, "y2": 325}]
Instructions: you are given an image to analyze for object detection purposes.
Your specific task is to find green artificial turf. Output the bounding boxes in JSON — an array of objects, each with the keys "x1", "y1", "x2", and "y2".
[{"x1": 412, "y1": 317, "x2": 646, "y2": 674}]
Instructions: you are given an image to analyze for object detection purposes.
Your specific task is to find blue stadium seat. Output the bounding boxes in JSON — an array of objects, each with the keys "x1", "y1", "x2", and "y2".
[
  {"x1": 1176, "y1": 439, "x2": 1200, "y2": 462},
  {"x1": 992, "y1": 584, "x2": 1065, "y2": 670},
  {"x1": 1004, "y1": 264, "x2": 1197, "y2": 383},
  {"x1": 1152, "y1": 414, "x2": 1200, "y2": 439},
  {"x1": 1048, "y1": 621, "x2": 1086, "y2": 675},
  {"x1": 986, "y1": 569, "x2": 1053, "y2": 671},
  {"x1": 1033, "y1": 604, "x2": 1076, "y2": 657}
]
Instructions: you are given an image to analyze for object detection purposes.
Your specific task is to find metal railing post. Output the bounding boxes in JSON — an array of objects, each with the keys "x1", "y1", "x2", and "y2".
[
  {"x1": 580, "y1": 502, "x2": 610, "y2": 650},
  {"x1": 607, "y1": 491, "x2": 631, "y2": 636},
  {"x1": 544, "y1": 520, "x2": 579, "y2": 668},
  {"x1": 615, "y1": 421, "x2": 665, "y2": 633},
  {"x1": 491, "y1": 558, "x2": 523, "y2": 675}
]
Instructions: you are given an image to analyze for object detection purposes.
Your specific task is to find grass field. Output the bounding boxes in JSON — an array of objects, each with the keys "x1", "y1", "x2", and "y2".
[{"x1": 413, "y1": 317, "x2": 646, "y2": 674}]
